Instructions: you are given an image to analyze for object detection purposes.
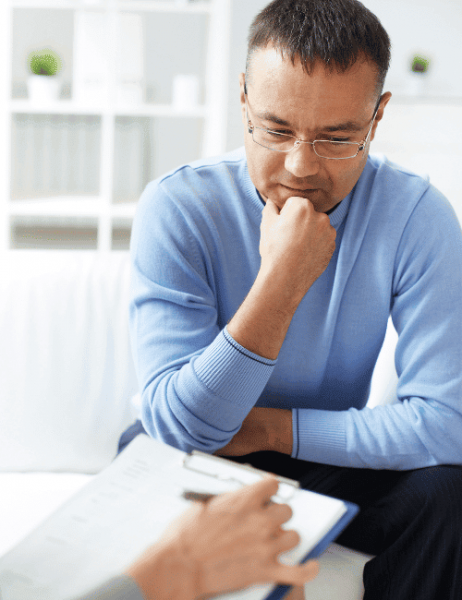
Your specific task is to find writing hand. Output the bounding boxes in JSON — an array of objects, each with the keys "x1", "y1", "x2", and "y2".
[{"x1": 126, "y1": 477, "x2": 318, "y2": 600}]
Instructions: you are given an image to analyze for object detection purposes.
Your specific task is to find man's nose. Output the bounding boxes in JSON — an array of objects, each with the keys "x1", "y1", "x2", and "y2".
[{"x1": 283, "y1": 140, "x2": 320, "y2": 178}]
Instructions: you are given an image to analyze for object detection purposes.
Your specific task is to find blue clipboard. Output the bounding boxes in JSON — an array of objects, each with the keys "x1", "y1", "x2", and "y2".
[{"x1": 264, "y1": 500, "x2": 360, "y2": 600}]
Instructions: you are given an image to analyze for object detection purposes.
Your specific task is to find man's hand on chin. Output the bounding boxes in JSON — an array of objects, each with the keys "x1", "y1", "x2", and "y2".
[{"x1": 215, "y1": 407, "x2": 293, "y2": 457}]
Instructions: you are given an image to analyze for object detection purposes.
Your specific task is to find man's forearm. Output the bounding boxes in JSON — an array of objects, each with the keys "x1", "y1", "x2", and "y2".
[
  {"x1": 227, "y1": 267, "x2": 303, "y2": 361},
  {"x1": 228, "y1": 197, "x2": 335, "y2": 361}
]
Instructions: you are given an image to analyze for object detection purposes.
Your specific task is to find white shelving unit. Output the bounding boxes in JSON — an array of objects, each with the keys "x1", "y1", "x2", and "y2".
[{"x1": 0, "y1": 0, "x2": 231, "y2": 252}]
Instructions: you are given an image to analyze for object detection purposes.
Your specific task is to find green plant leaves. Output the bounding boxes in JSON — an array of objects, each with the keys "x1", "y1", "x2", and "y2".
[{"x1": 28, "y1": 48, "x2": 62, "y2": 76}]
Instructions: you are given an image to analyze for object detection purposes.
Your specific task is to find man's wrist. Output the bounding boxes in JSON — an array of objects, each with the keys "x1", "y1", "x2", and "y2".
[
  {"x1": 126, "y1": 543, "x2": 198, "y2": 600},
  {"x1": 266, "y1": 408, "x2": 293, "y2": 455}
]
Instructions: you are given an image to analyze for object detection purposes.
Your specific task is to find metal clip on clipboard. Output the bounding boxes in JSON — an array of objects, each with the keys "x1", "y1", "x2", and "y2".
[{"x1": 182, "y1": 450, "x2": 300, "y2": 501}]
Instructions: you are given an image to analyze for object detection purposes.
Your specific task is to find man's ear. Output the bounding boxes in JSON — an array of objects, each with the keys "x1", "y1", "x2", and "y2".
[
  {"x1": 239, "y1": 73, "x2": 246, "y2": 125},
  {"x1": 370, "y1": 91, "x2": 392, "y2": 142}
]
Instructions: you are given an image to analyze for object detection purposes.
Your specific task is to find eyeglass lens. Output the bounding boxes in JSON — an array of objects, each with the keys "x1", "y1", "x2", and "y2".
[{"x1": 252, "y1": 128, "x2": 360, "y2": 159}]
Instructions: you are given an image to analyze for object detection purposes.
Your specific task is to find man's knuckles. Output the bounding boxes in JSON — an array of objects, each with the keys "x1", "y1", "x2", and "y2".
[{"x1": 283, "y1": 196, "x2": 315, "y2": 215}]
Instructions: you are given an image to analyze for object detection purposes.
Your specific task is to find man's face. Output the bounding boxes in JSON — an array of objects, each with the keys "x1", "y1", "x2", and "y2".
[{"x1": 240, "y1": 47, "x2": 391, "y2": 213}]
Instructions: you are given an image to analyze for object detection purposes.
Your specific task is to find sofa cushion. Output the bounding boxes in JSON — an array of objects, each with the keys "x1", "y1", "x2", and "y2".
[
  {"x1": 0, "y1": 472, "x2": 94, "y2": 557},
  {"x1": 0, "y1": 251, "x2": 139, "y2": 473}
]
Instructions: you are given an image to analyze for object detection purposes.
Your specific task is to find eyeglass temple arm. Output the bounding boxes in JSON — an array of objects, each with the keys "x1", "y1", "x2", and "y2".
[
  {"x1": 244, "y1": 82, "x2": 253, "y2": 133},
  {"x1": 358, "y1": 96, "x2": 382, "y2": 150}
]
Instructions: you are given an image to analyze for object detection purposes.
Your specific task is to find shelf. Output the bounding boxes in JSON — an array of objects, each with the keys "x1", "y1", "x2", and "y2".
[
  {"x1": 2, "y1": 0, "x2": 230, "y2": 252},
  {"x1": 8, "y1": 197, "x2": 137, "y2": 218},
  {"x1": 11, "y1": 0, "x2": 212, "y2": 13},
  {"x1": 116, "y1": 0, "x2": 212, "y2": 13},
  {"x1": 8, "y1": 197, "x2": 103, "y2": 217},
  {"x1": 111, "y1": 203, "x2": 137, "y2": 219},
  {"x1": 10, "y1": 100, "x2": 208, "y2": 117}
]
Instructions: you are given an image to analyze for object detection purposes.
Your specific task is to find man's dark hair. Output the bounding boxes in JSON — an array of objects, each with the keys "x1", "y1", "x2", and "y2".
[{"x1": 246, "y1": 0, "x2": 391, "y2": 96}]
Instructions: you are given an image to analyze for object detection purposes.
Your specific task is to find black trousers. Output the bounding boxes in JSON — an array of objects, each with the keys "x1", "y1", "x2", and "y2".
[{"x1": 118, "y1": 422, "x2": 462, "y2": 600}]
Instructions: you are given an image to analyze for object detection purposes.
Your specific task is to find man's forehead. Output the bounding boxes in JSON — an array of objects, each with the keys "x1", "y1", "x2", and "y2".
[
  {"x1": 247, "y1": 46, "x2": 378, "y2": 119},
  {"x1": 249, "y1": 45, "x2": 287, "y2": 73},
  {"x1": 248, "y1": 45, "x2": 377, "y2": 90}
]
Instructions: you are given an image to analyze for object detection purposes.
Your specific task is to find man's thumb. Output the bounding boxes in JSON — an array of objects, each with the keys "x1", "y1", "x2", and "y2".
[{"x1": 263, "y1": 197, "x2": 280, "y2": 215}]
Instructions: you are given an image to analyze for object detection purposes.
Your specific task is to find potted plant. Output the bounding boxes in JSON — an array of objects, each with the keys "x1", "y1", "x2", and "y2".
[
  {"x1": 407, "y1": 54, "x2": 431, "y2": 96},
  {"x1": 26, "y1": 48, "x2": 63, "y2": 103},
  {"x1": 411, "y1": 55, "x2": 430, "y2": 74}
]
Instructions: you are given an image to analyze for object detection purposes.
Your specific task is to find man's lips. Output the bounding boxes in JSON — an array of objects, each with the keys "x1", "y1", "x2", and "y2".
[{"x1": 281, "y1": 184, "x2": 320, "y2": 194}]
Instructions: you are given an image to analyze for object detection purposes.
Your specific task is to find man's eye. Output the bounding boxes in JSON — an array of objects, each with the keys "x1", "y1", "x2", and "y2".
[
  {"x1": 327, "y1": 137, "x2": 351, "y2": 143},
  {"x1": 267, "y1": 129, "x2": 291, "y2": 137}
]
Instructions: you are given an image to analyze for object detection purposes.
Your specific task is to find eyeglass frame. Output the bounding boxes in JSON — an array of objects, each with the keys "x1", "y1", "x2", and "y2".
[{"x1": 244, "y1": 83, "x2": 382, "y2": 160}]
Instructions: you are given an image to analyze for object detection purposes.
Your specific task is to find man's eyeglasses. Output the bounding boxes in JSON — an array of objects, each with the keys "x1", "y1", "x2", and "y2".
[{"x1": 245, "y1": 92, "x2": 381, "y2": 160}]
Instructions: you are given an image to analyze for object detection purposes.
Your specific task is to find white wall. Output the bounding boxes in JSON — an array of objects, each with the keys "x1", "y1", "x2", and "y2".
[{"x1": 364, "y1": 0, "x2": 462, "y2": 98}]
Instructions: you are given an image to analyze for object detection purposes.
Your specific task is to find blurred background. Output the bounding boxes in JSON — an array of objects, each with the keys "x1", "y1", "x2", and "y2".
[{"x1": 0, "y1": 0, "x2": 461, "y2": 252}]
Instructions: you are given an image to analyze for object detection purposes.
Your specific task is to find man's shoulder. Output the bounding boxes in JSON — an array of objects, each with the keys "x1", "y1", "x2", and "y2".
[
  {"x1": 361, "y1": 154, "x2": 460, "y2": 237},
  {"x1": 185, "y1": 146, "x2": 247, "y2": 171},
  {"x1": 138, "y1": 147, "x2": 247, "y2": 210},
  {"x1": 135, "y1": 146, "x2": 259, "y2": 237},
  {"x1": 364, "y1": 154, "x2": 451, "y2": 214},
  {"x1": 366, "y1": 154, "x2": 430, "y2": 192},
  {"x1": 154, "y1": 146, "x2": 246, "y2": 189}
]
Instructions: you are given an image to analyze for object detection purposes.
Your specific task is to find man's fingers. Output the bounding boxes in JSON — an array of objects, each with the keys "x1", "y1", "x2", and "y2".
[
  {"x1": 272, "y1": 560, "x2": 320, "y2": 586},
  {"x1": 264, "y1": 197, "x2": 280, "y2": 214},
  {"x1": 272, "y1": 528, "x2": 301, "y2": 553},
  {"x1": 281, "y1": 195, "x2": 314, "y2": 213},
  {"x1": 239, "y1": 475, "x2": 280, "y2": 507},
  {"x1": 265, "y1": 501, "x2": 293, "y2": 525},
  {"x1": 211, "y1": 476, "x2": 279, "y2": 511}
]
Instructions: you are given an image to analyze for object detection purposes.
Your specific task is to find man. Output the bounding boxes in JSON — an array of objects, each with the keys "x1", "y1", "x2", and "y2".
[
  {"x1": 79, "y1": 478, "x2": 314, "y2": 600},
  {"x1": 125, "y1": 1, "x2": 462, "y2": 598}
]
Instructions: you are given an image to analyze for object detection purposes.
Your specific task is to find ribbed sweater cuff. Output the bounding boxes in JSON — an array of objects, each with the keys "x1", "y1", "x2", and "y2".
[
  {"x1": 294, "y1": 409, "x2": 349, "y2": 466},
  {"x1": 192, "y1": 326, "x2": 277, "y2": 410}
]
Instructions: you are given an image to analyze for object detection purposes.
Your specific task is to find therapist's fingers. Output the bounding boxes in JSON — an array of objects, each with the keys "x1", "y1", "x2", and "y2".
[
  {"x1": 270, "y1": 561, "x2": 319, "y2": 588},
  {"x1": 209, "y1": 475, "x2": 280, "y2": 512}
]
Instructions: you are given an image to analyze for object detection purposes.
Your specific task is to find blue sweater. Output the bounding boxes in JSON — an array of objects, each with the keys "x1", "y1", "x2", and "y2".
[{"x1": 130, "y1": 148, "x2": 462, "y2": 470}]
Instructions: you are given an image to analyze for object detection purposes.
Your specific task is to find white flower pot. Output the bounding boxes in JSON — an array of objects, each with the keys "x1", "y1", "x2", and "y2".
[
  {"x1": 27, "y1": 75, "x2": 62, "y2": 104},
  {"x1": 172, "y1": 74, "x2": 200, "y2": 110},
  {"x1": 405, "y1": 72, "x2": 428, "y2": 97}
]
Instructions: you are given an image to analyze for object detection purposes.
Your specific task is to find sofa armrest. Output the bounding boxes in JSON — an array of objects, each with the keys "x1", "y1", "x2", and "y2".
[{"x1": 0, "y1": 251, "x2": 139, "y2": 473}]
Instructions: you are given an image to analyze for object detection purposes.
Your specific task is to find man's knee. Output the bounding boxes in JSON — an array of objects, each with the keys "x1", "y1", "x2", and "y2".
[{"x1": 402, "y1": 464, "x2": 462, "y2": 518}]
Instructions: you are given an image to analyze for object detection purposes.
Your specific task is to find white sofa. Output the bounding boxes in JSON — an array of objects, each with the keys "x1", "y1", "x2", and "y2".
[{"x1": 0, "y1": 250, "x2": 399, "y2": 600}]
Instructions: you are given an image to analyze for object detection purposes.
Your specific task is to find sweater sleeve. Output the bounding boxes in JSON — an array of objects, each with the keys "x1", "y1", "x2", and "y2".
[
  {"x1": 293, "y1": 187, "x2": 462, "y2": 469},
  {"x1": 130, "y1": 181, "x2": 276, "y2": 454}
]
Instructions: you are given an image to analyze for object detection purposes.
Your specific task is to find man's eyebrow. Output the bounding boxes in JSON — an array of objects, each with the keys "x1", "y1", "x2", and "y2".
[
  {"x1": 255, "y1": 110, "x2": 364, "y2": 133},
  {"x1": 256, "y1": 110, "x2": 291, "y2": 127},
  {"x1": 322, "y1": 122, "x2": 364, "y2": 133}
]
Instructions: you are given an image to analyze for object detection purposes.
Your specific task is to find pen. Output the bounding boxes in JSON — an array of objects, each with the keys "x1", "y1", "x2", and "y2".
[
  {"x1": 181, "y1": 489, "x2": 277, "y2": 506},
  {"x1": 182, "y1": 490, "x2": 217, "y2": 502}
]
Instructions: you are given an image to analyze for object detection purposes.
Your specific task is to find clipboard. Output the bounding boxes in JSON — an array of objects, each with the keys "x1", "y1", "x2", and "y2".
[
  {"x1": 181, "y1": 450, "x2": 359, "y2": 600},
  {"x1": 0, "y1": 435, "x2": 359, "y2": 600},
  {"x1": 264, "y1": 501, "x2": 359, "y2": 600},
  {"x1": 181, "y1": 450, "x2": 301, "y2": 500}
]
